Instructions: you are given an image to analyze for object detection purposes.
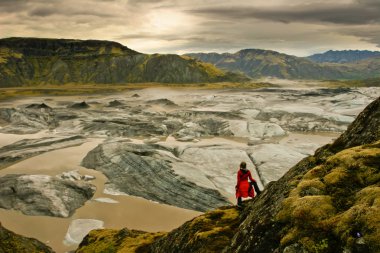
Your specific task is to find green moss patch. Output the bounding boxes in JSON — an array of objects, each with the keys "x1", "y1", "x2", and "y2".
[{"x1": 276, "y1": 141, "x2": 380, "y2": 253}]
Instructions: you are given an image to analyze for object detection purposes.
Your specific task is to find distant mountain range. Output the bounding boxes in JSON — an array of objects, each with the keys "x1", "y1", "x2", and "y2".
[
  {"x1": 308, "y1": 50, "x2": 380, "y2": 63},
  {"x1": 1, "y1": 37, "x2": 380, "y2": 86},
  {"x1": 186, "y1": 49, "x2": 380, "y2": 80},
  {"x1": 0, "y1": 38, "x2": 246, "y2": 87}
]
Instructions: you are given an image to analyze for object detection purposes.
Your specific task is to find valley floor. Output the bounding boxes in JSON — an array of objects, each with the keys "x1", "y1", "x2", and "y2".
[{"x1": 0, "y1": 85, "x2": 378, "y2": 252}]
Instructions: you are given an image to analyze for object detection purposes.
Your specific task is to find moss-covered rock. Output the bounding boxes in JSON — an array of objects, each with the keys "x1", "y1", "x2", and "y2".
[
  {"x1": 76, "y1": 228, "x2": 164, "y2": 253},
  {"x1": 277, "y1": 142, "x2": 380, "y2": 252},
  {"x1": 75, "y1": 205, "x2": 245, "y2": 253},
  {"x1": 0, "y1": 222, "x2": 54, "y2": 253}
]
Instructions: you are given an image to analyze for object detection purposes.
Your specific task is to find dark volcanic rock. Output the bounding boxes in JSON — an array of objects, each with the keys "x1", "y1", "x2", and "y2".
[
  {"x1": 69, "y1": 101, "x2": 90, "y2": 109},
  {"x1": 0, "y1": 174, "x2": 95, "y2": 217},
  {"x1": 132, "y1": 93, "x2": 140, "y2": 98},
  {"x1": 25, "y1": 103, "x2": 52, "y2": 110},
  {"x1": 81, "y1": 141, "x2": 230, "y2": 212},
  {"x1": 147, "y1": 98, "x2": 178, "y2": 106},
  {"x1": 0, "y1": 136, "x2": 85, "y2": 169},
  {"x1": 108, "y1": 100, "x2": 124, "y2": 107},
  {"x1": 0, "y1": 223, "x2": 54, "y2": 253}
]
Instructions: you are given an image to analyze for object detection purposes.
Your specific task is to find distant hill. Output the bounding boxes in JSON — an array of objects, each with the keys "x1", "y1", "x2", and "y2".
[
  {"x1": 186, "y1": 49, "x2": 380, "y2": 80},
  {"x1": 308, "y1": 50, "x2": 380, "y2": 63},
  {"x1": 0, "y1": 38, "x2": 247, "y2": 87}
]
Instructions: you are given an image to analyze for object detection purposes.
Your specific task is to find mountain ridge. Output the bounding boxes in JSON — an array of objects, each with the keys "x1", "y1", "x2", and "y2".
[
  {"x1": 308, "y1": 50, "x2": 380, "y2": 63},
  {"x1": 0, "y1": 37, "x2": 247, "y2": 86},
  {"x1": 186, "y1": 49, "x2": 380, "y2": 80}
]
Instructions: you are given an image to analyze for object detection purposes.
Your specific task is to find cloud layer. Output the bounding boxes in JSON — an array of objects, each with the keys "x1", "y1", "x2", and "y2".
[{"x1": 0, "y1": 0, "x2": 379, "y2": 55}]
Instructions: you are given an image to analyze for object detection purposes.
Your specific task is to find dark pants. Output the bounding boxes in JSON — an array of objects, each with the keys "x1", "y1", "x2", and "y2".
[{"x1": 237, "y1": 197, "x2": 242, "y2": 205}]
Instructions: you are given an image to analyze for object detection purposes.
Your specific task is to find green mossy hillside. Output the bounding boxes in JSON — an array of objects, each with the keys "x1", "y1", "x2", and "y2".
[
  {"x1": 0, "y1": 37, "x2": 248, "y2": 87},
  {"x1": 277, "y1": 141, "x2": 380, "y2": 253}
]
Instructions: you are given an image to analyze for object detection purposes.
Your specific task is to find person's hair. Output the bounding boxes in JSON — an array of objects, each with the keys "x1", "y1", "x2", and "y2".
[{"x1": 240, "y1": 161, "x2": 246, "y2": 169}]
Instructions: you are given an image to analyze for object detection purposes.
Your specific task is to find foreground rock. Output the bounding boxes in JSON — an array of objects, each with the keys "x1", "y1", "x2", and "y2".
[
  {"x1": 0, "y1": 174, "x2": 95, "y2": 217},
  {"x1": 0, "y1": 223, "x2": 54, "y2": 253},
  {"x1": 76, "y1": 205, "x2": 244, "y2": 253},
  {"x1": 81, "y1": 141, "x2": 230, "y2": 212},
  {"x1": 0, "y1": 135, "x2": 85, "y2": 169}
]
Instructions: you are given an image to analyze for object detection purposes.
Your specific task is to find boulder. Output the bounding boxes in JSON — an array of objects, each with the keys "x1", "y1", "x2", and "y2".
[
  {"x1": 81, "y1": 141, "x2": 230, "y2": 212},
  {"x1": 0, "y1": 174, "x2": 96, "y2": 217}
]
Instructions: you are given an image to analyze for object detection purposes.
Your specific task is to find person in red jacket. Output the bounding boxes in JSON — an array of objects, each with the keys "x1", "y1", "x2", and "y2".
[{"x1": 235, "y1": 161, "x2": 261, "y2": 207}]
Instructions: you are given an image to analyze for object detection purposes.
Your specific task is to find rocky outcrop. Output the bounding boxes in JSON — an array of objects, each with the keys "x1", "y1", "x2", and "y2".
[
  {"x1": 0, "y1": 223, "x2": 54, "y2": 253},
  {"x1": 0, "y1": 37, "x2": 247, "y2": 86},
  {"x1": 0, "y1": 135, "x2": 85, "y2": 168},
  {"x1": 76, "y1": 228, "x2": 165, "y2": 253},
  {"x1": 0, "y1": 174, "x2": 95, "y2": 217},
  {"x1": 69, "y1": 101, "x2": 90, "y2": 109},
  {"x1": 81, "y1": 141, "x2": 230, "y2": 212}
]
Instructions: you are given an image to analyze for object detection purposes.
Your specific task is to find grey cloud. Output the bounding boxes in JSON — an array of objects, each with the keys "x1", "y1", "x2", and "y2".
[
  {"x1": 29, "y1": 7, "x2": 54, "y2": 17},
  {"x1": 1, "y1": 0, "x2": 379, "y2": 55},
  {"x1": 188, "y1": 2, "x2": 380, "y2": 25},
  {"x1": 28, "y1": 6, "x2": 114, "y2": 18}
]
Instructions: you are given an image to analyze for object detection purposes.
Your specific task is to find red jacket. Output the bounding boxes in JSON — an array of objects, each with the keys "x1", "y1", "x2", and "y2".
[{"x1": 236, "y1": 169, "x2": 255, "y2": 198}]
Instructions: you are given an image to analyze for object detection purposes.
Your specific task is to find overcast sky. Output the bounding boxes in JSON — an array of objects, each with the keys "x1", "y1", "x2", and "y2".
[{"x1": 1, "y1": 0, "x2": 380, "y2": 56}]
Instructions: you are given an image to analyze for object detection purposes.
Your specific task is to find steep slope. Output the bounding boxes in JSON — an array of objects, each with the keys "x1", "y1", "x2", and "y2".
[
  {"x1": 76, "y1": 97, "x2": 379, "y2": 253},
  {"x1": 0, "y1": 37, "x2": 246, "y2": 86},
  {"x1": 0, "y1": 222, "x2": 54, "y2": 253},
  {"x1": 186, "y1": 49, "x2": 380, "y2": 80},
  {"x1": 308, "y1": 50, "x2": 380, "y2": 63}
]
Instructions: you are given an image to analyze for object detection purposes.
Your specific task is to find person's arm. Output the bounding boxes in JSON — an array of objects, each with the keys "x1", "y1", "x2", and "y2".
[
  {"x1": 249, "y1": 171, "x2": 262, "y2": 195},
  {"x1": 248, "y1": 171, "x2": 256, "y2": 183}
]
